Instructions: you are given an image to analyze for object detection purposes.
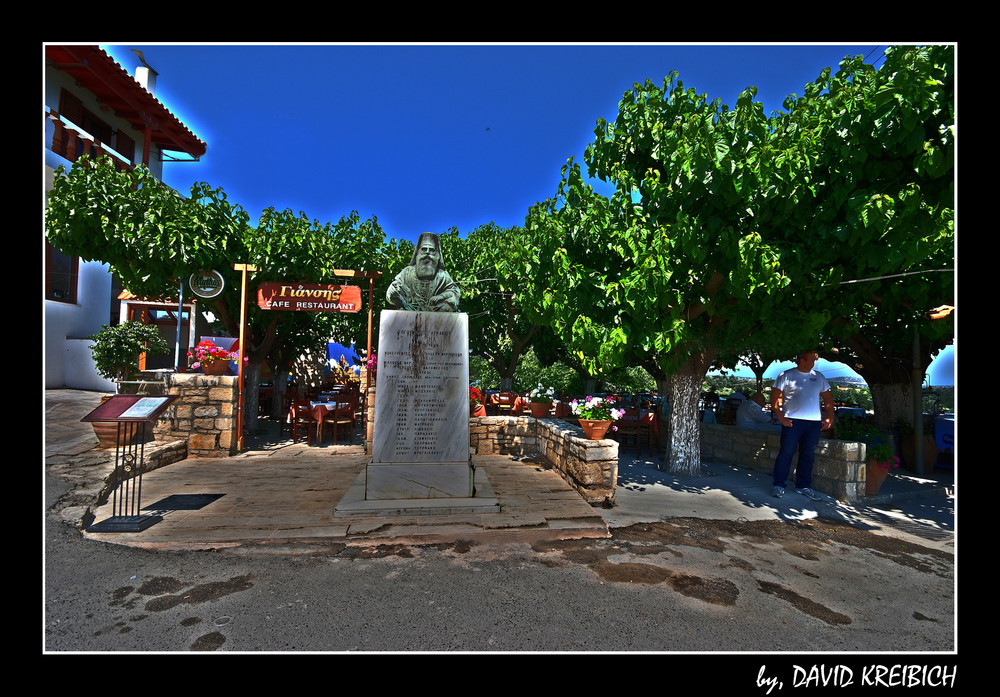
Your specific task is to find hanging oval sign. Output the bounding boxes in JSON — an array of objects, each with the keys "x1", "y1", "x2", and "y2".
[{"x1": 189, "y1": 269, "x2": 226, "y2": 299}]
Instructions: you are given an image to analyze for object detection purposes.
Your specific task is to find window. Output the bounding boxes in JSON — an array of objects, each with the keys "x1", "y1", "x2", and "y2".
[{"x1": 45, "y1": 242, "x2": 78, "y2": 303}]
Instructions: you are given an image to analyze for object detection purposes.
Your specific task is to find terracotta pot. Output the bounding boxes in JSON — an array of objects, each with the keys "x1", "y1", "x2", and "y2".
[
  {"x1": 201, "y1": 360, "x2": 229, "y2": 375},
  {"x1": 866, "y1": 460, "x2": 890, "y2": 495},
  {"x1": 528, "y1": 402, "x2": 550, "y2": 418},
  {"x1": 579, "y1": 419, "x2": 612, "y2": 440},
  {"x1": 91, "y1": 397, "x2": 153, "y2": 449}
]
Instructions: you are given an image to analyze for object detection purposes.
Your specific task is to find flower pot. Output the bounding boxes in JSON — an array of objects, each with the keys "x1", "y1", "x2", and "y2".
[
  {"x1": 579, "y1": 419, "x2": 612, "y2": 440},
  {"x1": 866, "y1": 460, "x2": 890, "y2": 495},
  {"x1": 528, "y1": 402, "x2": 550, "y2": 418},
  {"x1": 201, "y1": 360, "x2": 229, "y2": 375},
  {"x1": 91, "y1": 397, "x2": 154, "y2": 449}
]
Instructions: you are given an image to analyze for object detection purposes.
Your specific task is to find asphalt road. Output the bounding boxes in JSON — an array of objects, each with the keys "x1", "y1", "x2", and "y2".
[{"x1": 44, "y1": 472, "x2": 955, "y2": 659}]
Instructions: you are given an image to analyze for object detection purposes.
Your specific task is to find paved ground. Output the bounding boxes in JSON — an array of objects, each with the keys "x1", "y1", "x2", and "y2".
[
  {"x1": 45, "y1": 389, "x2": 955, "y2": 554},
  {"x1": 43, "y1": 389, "x2": 958, "y2": 655}
]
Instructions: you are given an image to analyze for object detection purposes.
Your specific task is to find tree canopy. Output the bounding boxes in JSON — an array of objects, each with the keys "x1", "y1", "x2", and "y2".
[
  {"x1": 46, "y1": 45, "x2": 954, "y2": 459},
  {"x1": 519, "y1": 45, "x2": 954, "y2": 473}
]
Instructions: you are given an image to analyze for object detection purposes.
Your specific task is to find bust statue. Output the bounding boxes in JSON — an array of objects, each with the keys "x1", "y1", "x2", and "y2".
[{"x1": 386, "y1": 232, "x2": 460, "y2": 312}]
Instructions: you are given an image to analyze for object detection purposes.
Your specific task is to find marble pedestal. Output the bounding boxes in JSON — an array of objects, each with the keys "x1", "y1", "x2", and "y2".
[{"x1": 335, "y1": 310, "x2": 497, "y2": 517}]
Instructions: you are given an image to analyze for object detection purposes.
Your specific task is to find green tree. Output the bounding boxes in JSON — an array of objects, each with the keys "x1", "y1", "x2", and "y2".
[
  {"x1": 522, "y1": 45, "x2": 953, "y2": 474},
  {"x1": 447, "y1": 223, "x2": 541, "y2": 392},
  {"x1": 89, "y1": 321, "x2": 171, "y2": 385},
  {"x1": 786, "y1": 45, "x2": 954, "y2": 431},
  {"x1": 523, "y1": 74, "x2": 791, "y2": 475},
  {"x1": 46, "y1": 157, "x2": 249, "y2": 302},
  {"x1": 721, "y1": 45, "x2": 954, "y2": 430},
  {"x1": 45, "y1": 156, "x2": 391, "y2": 428}
]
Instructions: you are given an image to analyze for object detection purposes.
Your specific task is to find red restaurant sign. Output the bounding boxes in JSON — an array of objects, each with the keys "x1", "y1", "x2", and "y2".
[{"x1": 257, "y1": 282, "x2": 362, "y2": 313}]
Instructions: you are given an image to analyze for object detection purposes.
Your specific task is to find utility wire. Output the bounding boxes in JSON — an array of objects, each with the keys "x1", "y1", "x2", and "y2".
[{"x1": 824, "y1": 268, "x2": 951, "y2": 286}]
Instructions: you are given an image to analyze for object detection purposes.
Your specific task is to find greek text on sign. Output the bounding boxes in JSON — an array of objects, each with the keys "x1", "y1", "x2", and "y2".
[{"x1": 257, "y1": 282, "x2": 362, "y2": 312}]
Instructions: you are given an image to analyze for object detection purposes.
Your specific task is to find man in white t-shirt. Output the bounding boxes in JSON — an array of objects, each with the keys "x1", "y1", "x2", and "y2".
[{"x1": 769, "y1": 350, "x2": 834, "y2": 500}]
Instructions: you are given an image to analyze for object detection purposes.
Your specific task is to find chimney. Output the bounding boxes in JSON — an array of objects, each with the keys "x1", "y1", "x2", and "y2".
[
  {"x1": 136, "y1": 65, "x2": 157, "y2": 95},
  {"x1": 131, "y1": 50, "x2": 158, "y2": 96}
]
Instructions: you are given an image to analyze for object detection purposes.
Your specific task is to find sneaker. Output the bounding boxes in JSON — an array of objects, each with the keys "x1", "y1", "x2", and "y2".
[
  {"x1": 771, "y1": 485, "x2": 785, "y2": 499},
  {"x1": 796, "y1": 487, "x2": 822, "y2": 501}
]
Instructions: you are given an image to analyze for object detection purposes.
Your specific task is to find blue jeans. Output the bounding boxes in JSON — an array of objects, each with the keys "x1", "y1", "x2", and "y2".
[{"x1": 773, "y1": 419, "x2": 822, "y2": 488}]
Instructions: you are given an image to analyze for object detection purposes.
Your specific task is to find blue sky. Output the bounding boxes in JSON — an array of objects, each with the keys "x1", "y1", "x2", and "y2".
[
  {"x1": 101, "y1": 42, "x2": 884, "y2": 239},
  {"x1": 97, "y1": 43, "x2": 953, "y2": 386},
  {"x1": 725, "y1": 348, "x2": 955, "y2": 387}
]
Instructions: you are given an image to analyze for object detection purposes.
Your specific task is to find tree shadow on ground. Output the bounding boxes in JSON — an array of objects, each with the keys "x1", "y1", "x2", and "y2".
[{"x1": 613, "y1": 453, "x2": 949, "y2": 531}]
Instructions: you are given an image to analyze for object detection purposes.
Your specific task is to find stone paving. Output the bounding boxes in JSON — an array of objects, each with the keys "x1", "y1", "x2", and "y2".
[
  {"x1": 45, "y1": 389, "x2": 954, "y2": 555},
  {"x1": 45, "y1": 389, "x2": 610, "y2": 550}
]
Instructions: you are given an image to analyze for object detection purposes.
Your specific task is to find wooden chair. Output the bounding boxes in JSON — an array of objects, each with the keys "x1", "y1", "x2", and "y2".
[
  {"x1": 497, "y1": 392, "x2": 515, "y2": 415},
  {"x1": 289, "y1": 401, "x2": 317, "y2": 445},
  {"x1": 327, "y1": 402, "x2": 356, "y2": 444},
  {"x1": 613, "y1": 408, "x2": 651, "y2": 456}
]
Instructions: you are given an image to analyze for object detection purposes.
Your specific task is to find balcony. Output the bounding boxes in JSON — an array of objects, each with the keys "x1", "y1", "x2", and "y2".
[{"x1": 44, "y1": 107, "x2": 134, "y2": 172}]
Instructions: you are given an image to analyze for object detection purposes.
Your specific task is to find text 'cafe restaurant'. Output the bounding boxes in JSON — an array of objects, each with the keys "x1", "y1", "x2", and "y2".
[{"x1": 257, "y1": 282, "x2": 362, "y2": 312}]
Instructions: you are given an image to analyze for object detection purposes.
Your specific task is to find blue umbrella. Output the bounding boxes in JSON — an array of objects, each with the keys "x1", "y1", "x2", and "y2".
[{"x1": 327, "y1": 341, "x2": 361, "y2": 375}]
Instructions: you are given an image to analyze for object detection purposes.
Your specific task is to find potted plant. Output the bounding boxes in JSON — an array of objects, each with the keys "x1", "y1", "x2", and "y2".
[
  {"x1": 570, "y1": 396, "x2": 626, "y2": 440},
  {"x1": 188, "y1": 339, "x2": 239, "y2": 375},
  {"x1": 527, "y1": 383, "x2": 556, "y2": 417},
  {"x1": 838, "y1": 420, "x2": 900, "y2": 494},
  {"x1": 865, "y1": 438, "x2": 900, "y2": 495},
  {"x1": 364, "y1": 351, "x2": 377, "y2": 388},
  {"x1": 469, "y1": 386, "x2": 483, "y2": 415},
  {"x1": 90, "y1": 321, "x2": 171, "y2": 389},
  {"x1": 88, "y1": 322, "x2": 171, "y2": 447}
]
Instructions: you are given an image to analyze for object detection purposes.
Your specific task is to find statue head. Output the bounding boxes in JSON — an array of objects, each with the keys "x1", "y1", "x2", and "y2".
[
  {"x1": 386, "y1": 231, "x2": 459, "y2": 312},
  {"x1": 411, "y1": 233, "x2": 445, "y2": 280}
]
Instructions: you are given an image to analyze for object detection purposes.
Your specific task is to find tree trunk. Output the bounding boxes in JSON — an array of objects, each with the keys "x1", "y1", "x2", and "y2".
[
  {"x1": 662, "y1": 354, "x2": 712, "y2": 476},
  {"x1": 271, "y1": 369, "x2": 289, "y2": 421},
  {"x1": 869, "y1": 381, "x2": 914, "y2": 431}
]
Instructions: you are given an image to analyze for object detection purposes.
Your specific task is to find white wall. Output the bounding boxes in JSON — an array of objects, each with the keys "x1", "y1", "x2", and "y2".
[
  {"x1": 44, "y1": 257, "x2": 116, "y2": 390},
  {"x1": 64, "y1": 339, "x2": 116, "y2": 391},
  {"x1": 45, "y1": 161, "x2": 117, "y2": 389}
]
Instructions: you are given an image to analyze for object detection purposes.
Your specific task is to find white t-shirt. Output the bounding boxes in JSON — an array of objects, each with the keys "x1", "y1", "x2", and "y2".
[{"x1": 773, "y1": 368, "x2": 830, "y2": 421}]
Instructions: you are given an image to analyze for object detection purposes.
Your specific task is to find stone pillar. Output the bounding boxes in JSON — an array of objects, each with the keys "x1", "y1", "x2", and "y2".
[
  {"x1": 162, "y1": 373, "x2": 239, "y2": 457},
  {"x1": 367, "y1": 310, "x2": 472, "y2": 499}
]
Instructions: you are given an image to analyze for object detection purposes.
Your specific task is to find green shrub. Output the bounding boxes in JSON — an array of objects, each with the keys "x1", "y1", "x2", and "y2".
[{"x1": 89, "y1": 322, "x2": 171, "y2": 382}]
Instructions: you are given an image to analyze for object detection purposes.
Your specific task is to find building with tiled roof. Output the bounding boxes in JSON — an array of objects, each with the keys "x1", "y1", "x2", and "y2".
[{"x1": 44, "y1": 45, "x2": 207, "y2": 389}]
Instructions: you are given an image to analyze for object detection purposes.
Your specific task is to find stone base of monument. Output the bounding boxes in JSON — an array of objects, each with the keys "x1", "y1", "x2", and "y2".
[
  {"x1": 334, "y1": 460, "x2": 499, "y2": 517},
  {"x1": 336, "y1": 309, "x2": 500, "y2": 517}
]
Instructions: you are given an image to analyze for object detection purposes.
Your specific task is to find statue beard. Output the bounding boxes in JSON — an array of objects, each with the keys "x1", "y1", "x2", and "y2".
[{"x1": 415, "y1": 256, "x2": 437, "y2": 280}]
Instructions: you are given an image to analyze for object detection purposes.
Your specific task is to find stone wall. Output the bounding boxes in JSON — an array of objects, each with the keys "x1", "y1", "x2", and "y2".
[
  {"x1": 700, "y1": 423, "x2": 867, "y2": 502},
  {"x1": 470, "y1": 415, "x2": 618, "y2": 505},
  {"x1": 159, "y1": 372, "x2": 239, "y2": 457}
]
